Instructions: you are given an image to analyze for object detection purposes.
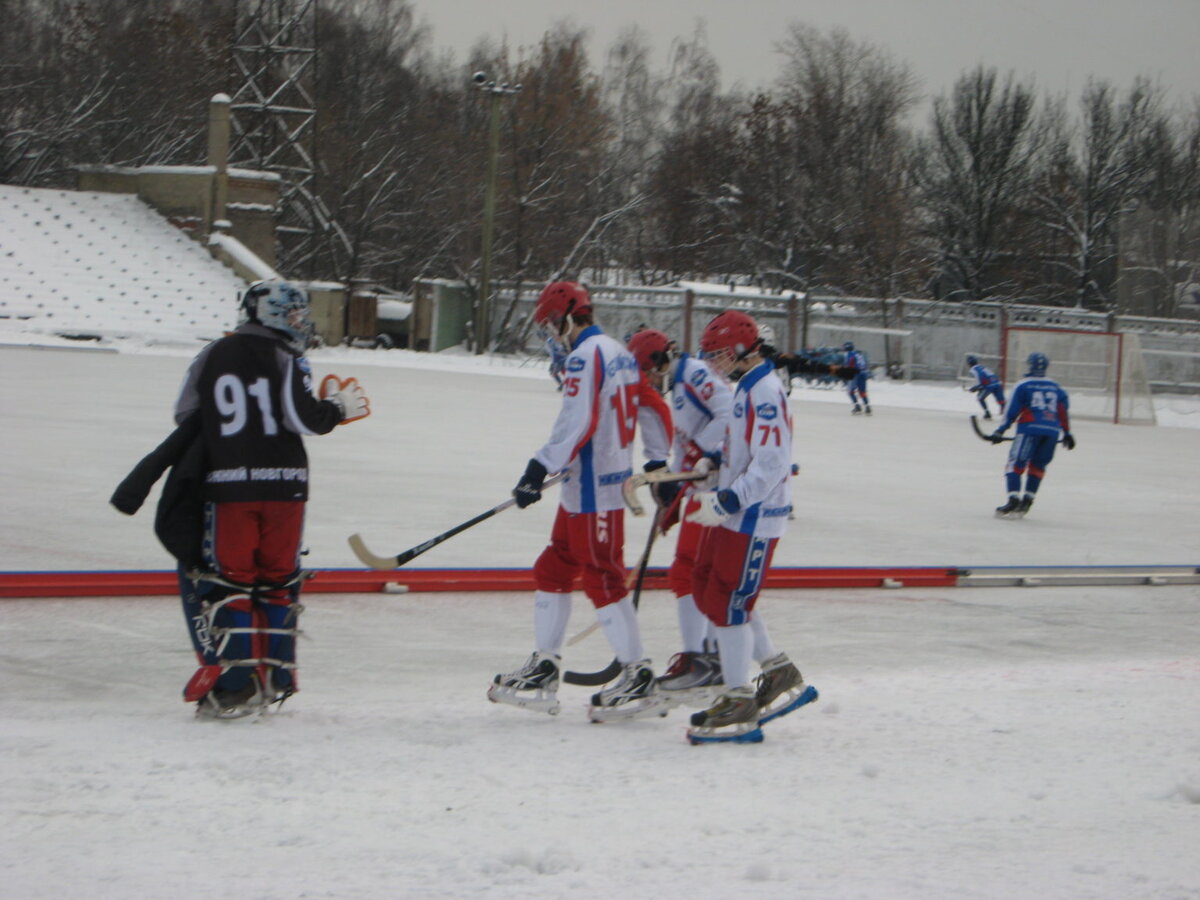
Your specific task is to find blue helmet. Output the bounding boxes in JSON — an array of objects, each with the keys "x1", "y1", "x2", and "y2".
[
  {"x1": 241, "y1": 280, "x2": 313, "y2": 354},
  {"x1": 843, "y1": 341, "x2": 854, "y2": 352},
  {"x1": 966, "y1": 354, "x2": 978, "y2": 366},
  {"x1": 1026, "y1": 352, "x2": 1049, "y2": 377}
]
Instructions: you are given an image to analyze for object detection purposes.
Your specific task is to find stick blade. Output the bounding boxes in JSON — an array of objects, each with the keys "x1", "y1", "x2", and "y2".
[{"x1": 347, "y1": 533, "x2": 400, "y2": 570}]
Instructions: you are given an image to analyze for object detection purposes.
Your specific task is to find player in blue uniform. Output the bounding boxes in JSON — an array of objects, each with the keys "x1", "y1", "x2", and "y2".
[
  {"x1": 966, "y1": 355, "x2": 1006, "y2": 419},
  {"x1": 843, "y1": 342, "x2": 871, "y2": 414},
  {"x1": 989, "y1": 352, "x2": 1076, "y2": 518}
]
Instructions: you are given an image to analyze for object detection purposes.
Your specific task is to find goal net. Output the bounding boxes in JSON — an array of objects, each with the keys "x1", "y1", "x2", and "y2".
[{"x1": 1003, "y1": 327, "x2": 1156, "y2": 425}]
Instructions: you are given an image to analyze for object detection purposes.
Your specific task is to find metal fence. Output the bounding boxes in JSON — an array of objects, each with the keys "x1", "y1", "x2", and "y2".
[{"x1": 492, "y1": 283, "x2": 1200, "y2": 392}]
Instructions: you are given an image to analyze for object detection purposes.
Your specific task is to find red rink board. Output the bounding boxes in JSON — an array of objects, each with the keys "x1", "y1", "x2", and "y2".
[{"x1": 0, "y1": 566, "x2": 959, "y2": 598}]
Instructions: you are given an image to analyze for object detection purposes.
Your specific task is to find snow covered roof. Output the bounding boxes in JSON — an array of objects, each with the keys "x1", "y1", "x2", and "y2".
[{"x1": 0, "y1": 184, "x2": 249, "y2": 344}]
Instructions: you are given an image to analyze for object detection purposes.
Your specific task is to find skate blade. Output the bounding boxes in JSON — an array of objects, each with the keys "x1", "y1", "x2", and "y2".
[
  {"x1": 487, "y1": 684, "x2": 561, "y2": 716},
  {"x1": 758, "y1": 684, "x2": 819, "y2": 725},
  {"x1": 686, "y1": 725, "x2": 764, "y2": 745},
  {"x1": 587, "y1": 695, "x2": 670, "y2": 723}
]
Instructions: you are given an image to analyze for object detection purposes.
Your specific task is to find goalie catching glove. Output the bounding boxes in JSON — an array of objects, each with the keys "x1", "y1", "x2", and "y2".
[{"x1": 319, "y1": 374, "x2": 371, "y2": 424}]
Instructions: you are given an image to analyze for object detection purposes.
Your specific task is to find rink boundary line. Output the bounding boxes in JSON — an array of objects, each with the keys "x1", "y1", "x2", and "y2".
[{"x1": 1, "y1": 565, "x2": 1197, "y2": 598}]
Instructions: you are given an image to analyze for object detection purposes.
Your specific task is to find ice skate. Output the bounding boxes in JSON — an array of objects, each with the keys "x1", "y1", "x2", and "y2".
[
  {"x1": 655, "y1": 651, "x2": 724, "y2": 708},
  {"x1": 1018, "y1": 495, "x2": 1034, "y2": 516},
  {"x1": 983, "y1": 411, "x2": 992, "y2": 420},
  {"x1": 488, "y1": 652, "x2": 561, "y2": 715},
  {"x1": 754, "y1": 655, "x2": 819, "y2": 725},
  {"x1": 195, "y1": 673, "x2": 267, "y2": 720},
  {"x1": 864, "y1": 404, "x2": 872, "y2": 416},
  {"x1": 588, "y1": 660, "x2": 664, "y2": 722},
  {"x1": 851, "y1": 404, "x2": 862, "y2": 415},
  {"x1": 994, "y1": 496, "x2": 1023, "y2": 519},
  {"x1": 686, "y1": 688, "x2": 763, "y2": 744}
]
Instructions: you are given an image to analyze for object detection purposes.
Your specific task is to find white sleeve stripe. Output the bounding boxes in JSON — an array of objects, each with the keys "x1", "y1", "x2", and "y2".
[{"x1": 281, "y1": 356, "x2": 317, "y2": 436}]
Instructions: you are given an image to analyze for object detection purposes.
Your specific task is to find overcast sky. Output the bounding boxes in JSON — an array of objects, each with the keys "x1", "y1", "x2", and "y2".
[{"x1": 418, "y1": 0, "x2": 1199, "y2": 114}]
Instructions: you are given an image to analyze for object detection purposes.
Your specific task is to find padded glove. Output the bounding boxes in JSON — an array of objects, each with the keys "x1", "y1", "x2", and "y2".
[
  {"x1": 513, "y1": 458, "x2": 548, "y2": 508},
  {"x1": 643, "y1": 460, "x2": 682, "y2": 509},
  {"x1": 988, "y1": 431, "x2": 1005, "y2": 444},
  {"x1": 686, "y1": 489, "x2": 740, "y2": 528},
  {"x1": 1063, "y1": 433, "x2": 1076, "y2": 450},
  {"x1": 692, "y1": 452, "x2": 721, "y2": 490},
  {"x1": 320, "y1": 374, "x2": 371, "y2": 423}
]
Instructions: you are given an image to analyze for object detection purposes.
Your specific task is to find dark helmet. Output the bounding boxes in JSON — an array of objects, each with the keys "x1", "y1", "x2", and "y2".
[
  {"x1": 966, "y1": 354, "x2": 978, "y2": 366},
  {"x1": 1026, "y1": 352, "x2": 1049, "y2": 377},
  {"x1": 627, "y1": 329, "x2": 674, "y2": 373},
  {"x1": 534, "y1": 281, "x2": 592, "y2": 331},
  {"x1": 843, "y1": 341, "x2": 854, "y2": 352}
]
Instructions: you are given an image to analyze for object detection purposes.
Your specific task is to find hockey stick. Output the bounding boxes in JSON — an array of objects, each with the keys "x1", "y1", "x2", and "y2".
[
  {"x1": 971, "y1": 416, "x2": 1065, "y2": 446},
  {"x1": 970, "y1": 415, "x2": 1013, "y2": 443},
  {"x1": 348, "y1": 473, "x2": 566, "y2": 570},
  {"x1": 563, "y1": 505, "x2": 664, "y2": 686},
  {"x1": 621, "y1": 469, "x2": 707, "y2": 516}
]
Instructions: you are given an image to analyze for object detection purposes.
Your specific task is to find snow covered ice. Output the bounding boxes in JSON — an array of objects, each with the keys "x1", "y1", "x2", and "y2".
[{"x1": 1, "y1": 338, "x2": 1199, "y2": 899}]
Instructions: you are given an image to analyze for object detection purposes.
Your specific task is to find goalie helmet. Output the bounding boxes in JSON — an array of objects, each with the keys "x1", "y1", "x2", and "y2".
[
  {"x1": 241, "y1": 280, "x2": 313, "y2": 354},
  {"x1": 700, "y1": 310, "x2": 760, "y2": 361},
  {"x1": 534, "y1": 281, "x2": 592, "y2": 332},
  {"x1": 1026, "y1": 352, "x2": 1049, "y2": 377},
  {"x1": 627, "y1": 329, "x2": 674, "y2": 373}
]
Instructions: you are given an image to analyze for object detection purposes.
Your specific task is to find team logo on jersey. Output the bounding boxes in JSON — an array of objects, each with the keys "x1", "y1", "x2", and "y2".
[
  {"x1": 566, "y1": 357, "x2": 585, "y2": 373},
  {"x1": 673, "y1": 395, "x2": 684, "y2": 409},
  {"x1": 733, "y1": 403, "x2": 745, "y2": 419},
  {"x1": 756, "y1": 403, "x2": 778, "y2": 420},
  {"x1": 689, "y1": 369, "x2": 707, "y2": 387}
]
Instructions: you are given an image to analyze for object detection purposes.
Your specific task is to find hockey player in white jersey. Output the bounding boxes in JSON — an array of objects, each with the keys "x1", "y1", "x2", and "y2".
[
  {"x1": 488, "y1": 282, "x2": 661, "y2": 720},
  {"x1": 626, "y1": 328, "x2": 733, "y2": 708},
  {"x1": 684, "y1": 310, "x2": 821, "y2": 744}
]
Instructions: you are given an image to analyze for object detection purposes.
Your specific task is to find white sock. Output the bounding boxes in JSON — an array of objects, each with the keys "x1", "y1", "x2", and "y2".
[
  {"x1": 598, "y1": 596, "x2": 644, "y2": 663},
  {"x1": 715, "y1": 623, "x2": 754, "y2": 690},
  {"x1": 676, "y1": 594, "x2": 708, "y2": 653},
  {"x1": 534, "y1": 590, "x2": 571, "y2": 655},
  {"x1": 749, "y1": 611, "x2": 778, "y2": 664}
]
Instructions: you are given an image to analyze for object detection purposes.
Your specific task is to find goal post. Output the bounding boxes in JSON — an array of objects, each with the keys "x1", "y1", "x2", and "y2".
[{"x1": 1002, "y1": 327, "x2": 1156, "y2": 425}]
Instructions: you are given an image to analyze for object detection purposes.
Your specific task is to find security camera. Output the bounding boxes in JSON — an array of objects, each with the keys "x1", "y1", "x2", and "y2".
[{"x1": 472, "y1": 71, "x2": 488, "y2": 85}]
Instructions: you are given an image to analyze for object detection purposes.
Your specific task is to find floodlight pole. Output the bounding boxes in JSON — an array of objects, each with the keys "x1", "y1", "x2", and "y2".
[{"x1": 474, "y1": 73, "x2": 521, "y2": 355}]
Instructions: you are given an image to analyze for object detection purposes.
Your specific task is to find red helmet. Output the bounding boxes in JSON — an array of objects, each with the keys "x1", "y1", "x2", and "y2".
[
  {"x1": 534, "y1": 281, "x2": 592, "y2": 330},
  {"x1": 627, "y1": 329, "x2": 673, "y2": 372},
  {"x1": 700, "y1": 310, "x2": 760, "y2": 359}
]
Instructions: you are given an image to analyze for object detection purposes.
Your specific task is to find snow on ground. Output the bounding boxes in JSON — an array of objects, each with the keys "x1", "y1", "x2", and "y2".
[{"x1": 1, "y1": 336, "x2": 1199, "y2": 900}]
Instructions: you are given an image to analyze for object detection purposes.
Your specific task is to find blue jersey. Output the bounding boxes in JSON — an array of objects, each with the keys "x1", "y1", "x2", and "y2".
[
  {"x1": 970, "y1": 363, "x2": 1001, "y2": 390},
  {"x1": 1000, "y1": 376, "x2": 1071, "y2": 437}
]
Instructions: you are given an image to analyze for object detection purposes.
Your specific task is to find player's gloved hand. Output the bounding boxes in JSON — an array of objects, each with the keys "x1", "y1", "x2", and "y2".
[
  {"x1": 687, "y1": 490, "x2": 740, "y2": 528},
  {"x1": 831, "y1": 365, "x2": 858, "y2": 380},
  {"x1": 1063, "y1": 433, "x2": 1076, "y2": 450},
  {"x1": 988, "y1": 431, "x2": 1005, "y2": 444},
  {"x1": 320, "y1": 374, "x2": 371, "y2": 423},
  {"x1": 693, "y1": 452, "x2": 721, "y2": 490},
  {"x1": 969, "y1": 385, "x2": 982, "y2": 393},
  {"x1": 513, "y1": 458, "x2": 548, "y2": 508},
  {"x1": 643, "y1": 460, "x2": 682, "y2": 509}
]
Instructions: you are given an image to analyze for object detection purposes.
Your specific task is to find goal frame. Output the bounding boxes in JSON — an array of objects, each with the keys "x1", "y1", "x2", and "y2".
[{"x1": 1001, "y1": 326, "x2": 1156, "y2": 425}]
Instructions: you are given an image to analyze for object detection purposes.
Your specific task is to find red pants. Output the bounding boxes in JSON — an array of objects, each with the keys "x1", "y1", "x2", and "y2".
[
  {"x1": 534, "y1": 506, "x2": 626, "y2": 608},
  {"x1": 667, "y1": 497, "x2": 704, "y2": 598},
  {"x1": 691, "y1": 526, "x2": 777, "y2": 627},
  {"x1": 206, "y1": 500, "x2": 304, "y2": 599}
]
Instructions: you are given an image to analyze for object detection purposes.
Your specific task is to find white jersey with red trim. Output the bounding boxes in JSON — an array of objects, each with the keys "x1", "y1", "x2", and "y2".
[
  {"x1": 718, "y1": 360, "x2": 793, "y2": 538},
  {"x1": 533, "y1": 325, "x2": 643, "y2": 513},
  {"x1": 669, "y1": 353, "x2": 734, "y2": 468}
]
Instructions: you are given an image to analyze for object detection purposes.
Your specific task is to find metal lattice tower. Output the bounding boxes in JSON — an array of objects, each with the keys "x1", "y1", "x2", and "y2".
[{"x1": 228, "y1": 0, "x2": 348, "y2": 277}]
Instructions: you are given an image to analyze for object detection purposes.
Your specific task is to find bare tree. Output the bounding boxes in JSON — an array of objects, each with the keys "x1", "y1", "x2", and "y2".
[
  {"x1": 1034, "y1": 79, "x2": 1159, "y2": 308},
  {"x1": 917, "y1": 67, "x2": 1043, "y2": 302}
]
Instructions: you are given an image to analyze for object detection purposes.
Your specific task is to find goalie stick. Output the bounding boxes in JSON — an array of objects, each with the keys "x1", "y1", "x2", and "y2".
[{"x1": 348, "y1": 474, "x2": 566, "y2": 570}]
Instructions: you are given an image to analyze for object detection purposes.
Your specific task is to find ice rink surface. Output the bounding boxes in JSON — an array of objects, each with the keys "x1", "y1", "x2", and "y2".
[{"x1": 2, "y1": 342, "x2": 1199, "y2": 899}]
